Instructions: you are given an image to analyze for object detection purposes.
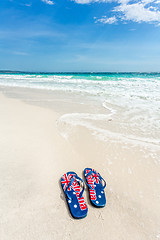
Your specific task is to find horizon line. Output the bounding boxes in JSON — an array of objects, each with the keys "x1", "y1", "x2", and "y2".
[{"x1": 0, "y1": 70, "x2": 160, "y2": 74}]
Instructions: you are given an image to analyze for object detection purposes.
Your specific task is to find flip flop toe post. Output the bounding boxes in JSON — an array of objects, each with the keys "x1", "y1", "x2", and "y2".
[
  {"x1": 61, "y1": 171, "x2": 88, "y2": 219},
  {"x1": 84, "y1": 168, "x2": 106, "y2": 208}
]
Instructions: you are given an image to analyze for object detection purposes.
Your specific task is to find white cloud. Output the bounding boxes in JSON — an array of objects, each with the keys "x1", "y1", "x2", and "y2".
[
  {"x1": 41, "y1": 0, "x2": 54, "y2": 5},
  {"x1": 95, "y1": 15, "x2": 117, "y2": 23},
  {"x1": 73, "y1": 0, "x2": 93, "y2": 3},
  {"x1": 24, "y1": 3, "x2": 32, "y2": 7},
  {"x1": 91, "y1": 0, "x2": 160, "y2": 25},
  {"x1": 114, "y1": 0, "x2": 160, "y2": 24},
  {"x1": 73, "y1": 0, "x2": 112, "y2": 3}
]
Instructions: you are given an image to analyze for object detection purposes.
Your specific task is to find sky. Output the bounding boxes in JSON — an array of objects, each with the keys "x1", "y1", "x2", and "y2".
[{"x1": 0, "y1": 0, "x2": 160, "y2": 72}]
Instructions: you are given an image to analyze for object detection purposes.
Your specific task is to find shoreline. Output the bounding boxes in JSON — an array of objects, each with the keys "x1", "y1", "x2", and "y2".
[
  {"x1": 0, "y1": 87, "x2": 160, "y2": 240},
  {"x1": 1, "y1": 86, "x2": 159, "y2": 150}
]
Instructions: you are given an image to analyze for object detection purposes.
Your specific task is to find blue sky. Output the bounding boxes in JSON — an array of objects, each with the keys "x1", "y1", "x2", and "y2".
[{"x1": 0, "y1": 0, "x2": 160, "y2": 72}]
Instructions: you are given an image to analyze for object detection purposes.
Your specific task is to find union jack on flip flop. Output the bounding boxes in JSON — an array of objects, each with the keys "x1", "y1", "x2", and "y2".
[{"x1": 61, "y1": 171, "x2": 88, "y2": 219}]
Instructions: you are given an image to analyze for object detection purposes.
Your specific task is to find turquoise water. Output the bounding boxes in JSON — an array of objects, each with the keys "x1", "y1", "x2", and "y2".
[
  {"x1": 0, "y1": 72, "x2": 160, "y2": 97},
  {"x1": 0, "y1": 72, "x2": 160, "y2": 144},
  {"x1": 0, "y1": 72, "x2": 160, "y2": 107},
  {"x1": 0, "y1": 71, "x2": 160, "y2": 109}
]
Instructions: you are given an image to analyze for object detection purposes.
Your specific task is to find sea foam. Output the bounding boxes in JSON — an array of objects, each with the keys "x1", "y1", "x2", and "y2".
[{"x1": 0, "y1": 72, "x2": 160, "y2": 146}]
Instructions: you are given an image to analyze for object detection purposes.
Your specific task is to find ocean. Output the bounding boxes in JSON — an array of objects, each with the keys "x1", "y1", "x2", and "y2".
[{"x1": 0, "y1": 72, "x2": 160, "y2": 147}]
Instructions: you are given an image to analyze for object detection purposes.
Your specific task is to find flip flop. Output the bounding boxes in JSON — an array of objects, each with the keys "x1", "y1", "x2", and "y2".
[
  {"x1": 84, "y1": 168, "x2": 106, "y2": 207},
  {"x1": 61, "y1": 171, "x2": 88, "y2": 219}
]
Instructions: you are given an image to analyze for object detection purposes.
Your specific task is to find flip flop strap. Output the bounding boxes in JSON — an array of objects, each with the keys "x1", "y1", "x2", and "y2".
[
  {"x1": 65, "y1": 175, "x2": 85, "y2": 200},
  {"x1": 74, "y1": 175, "x2": 85, "y2": 198},
  {"x1": 85, "y1": 170, "x2": 106, "y2": 190}
]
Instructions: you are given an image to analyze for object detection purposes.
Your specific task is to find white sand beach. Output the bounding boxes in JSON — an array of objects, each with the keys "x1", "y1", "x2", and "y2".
[{"x1": 0, "y1": 87, "x2": 160, "y2": 240}]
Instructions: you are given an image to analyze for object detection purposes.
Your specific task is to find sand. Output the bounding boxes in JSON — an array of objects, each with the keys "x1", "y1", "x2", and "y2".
[{"x1": 0, "y1": 88, "x2": 160, "y2": 240}]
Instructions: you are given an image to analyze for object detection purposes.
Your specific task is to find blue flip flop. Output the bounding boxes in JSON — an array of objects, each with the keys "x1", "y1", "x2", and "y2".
[
  {"x1": 84, "y1": 168, "x2": 106, "y2": 207},
  {"x1": 61, "y1": 171, "x2": 88, "y2": 219}
]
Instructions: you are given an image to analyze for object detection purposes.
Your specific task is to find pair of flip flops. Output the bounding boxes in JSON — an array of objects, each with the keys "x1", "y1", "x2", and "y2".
[{"x1": 61, "y1": 168, "x2": 106, "y2": 219}]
